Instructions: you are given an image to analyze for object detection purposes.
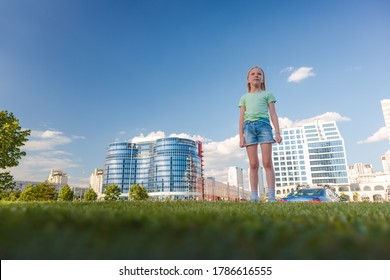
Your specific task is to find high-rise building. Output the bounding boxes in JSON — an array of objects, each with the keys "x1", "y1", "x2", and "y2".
[
  {"x1": 103, "y1": 137, "x2": 204, "y2": 200},
  {"x1": 381, "y1": 99, "x2": 390, "y2": 143},
  {"x1": 227, "y1": 166, "x2": 244, "y2": 199},
  {"x1": 227, "y1": 166, "x2": 244, "y2": 189},
  {"x1": 349, "y1": 163, "x2": 373, "y2": 175},
  {"x1": 348, "y1": 163, "x2": 375, "y2": 183},
  {"x1": 47, "y1": 169, "x2": 68, "y2": 186},
  {"x1": 381, "y1": 152, "x2": 390, "y2": 174},
  {"x1": 273, "y1": 121, "x2": 349, "y2": 188},
  {"x1": 90, "y1": 168, "x2": 104, "y2": 194}
]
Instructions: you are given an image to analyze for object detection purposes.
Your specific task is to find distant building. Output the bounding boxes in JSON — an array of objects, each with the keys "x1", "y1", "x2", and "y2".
[
  {"x1": 381, "y1": 152, "x2": 390, "y2": 174},
  {"x1": 72, "y1": 185, "x2": 91, "y2": 199},
  {"x1": 47, "y1": 169, "x2": 68, "y2": 187},
  {"x1": 14, "y1": 181, "x2": 41, "y2": 191},
  {"x1": 103, "y1": 137, "x2": 204, "y2": 200},
  {"x1": 227, "y1": 166, "x2": 244, "y2": 198},
  {"x1": 90, "y1": 168, "x2": 104, "y2": 195},
  {"x1": 273, "y1": 121, "x2": 349, "y2": 188},
  {"x1": 348, "y1": 163, "x2": 375, "y2": 183},
  {"x1": 204, "y1": 177, "x2": 250, "y2": 201},
  {"x1": 381, "y1": 99, "x2": 390, "y2": 143}
]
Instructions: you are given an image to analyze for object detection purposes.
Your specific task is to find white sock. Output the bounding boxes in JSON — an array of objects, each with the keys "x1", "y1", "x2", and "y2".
[
  {"x1": 251, "y1": 190, "x2": 259, "y2": 200},
  {"x1": 268, "y1": 188, "x2": 276, "y2": 201}
]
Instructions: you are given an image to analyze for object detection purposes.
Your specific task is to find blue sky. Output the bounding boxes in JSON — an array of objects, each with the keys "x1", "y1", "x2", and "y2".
[{"x1": 2, "y1": 0, "x2": 389, "y2": 186}]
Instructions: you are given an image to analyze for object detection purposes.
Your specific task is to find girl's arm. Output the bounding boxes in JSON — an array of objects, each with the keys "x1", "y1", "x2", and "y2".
[
  {"x1": 269, "y1": 102, "x2": 282, "y2": 143},
  {"x1": 239, "y1": 106, "x2": 246, "y2": 148}
]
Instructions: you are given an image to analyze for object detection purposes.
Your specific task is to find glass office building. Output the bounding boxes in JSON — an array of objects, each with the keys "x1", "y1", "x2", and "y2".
[
  {"x1": 103, "y1": 137, "x2": 204, "y2": 200},
  {"x1": 273, "y1": 121, "x2": 349, "y2": 187}
]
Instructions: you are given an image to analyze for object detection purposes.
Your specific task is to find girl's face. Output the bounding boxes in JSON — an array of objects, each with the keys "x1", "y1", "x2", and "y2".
[{"x1": 247, "y1": 67, "x2": 264, "y2": 86}]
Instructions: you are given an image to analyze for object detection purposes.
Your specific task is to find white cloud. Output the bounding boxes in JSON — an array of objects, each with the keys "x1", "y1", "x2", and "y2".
[
  {"x1": 278, "y1": 117, "x2": 295, "y2": 129},
  {"x1": 203, "y1": 135, "x2": 247, "y2": 183},
  {"x1": 169, "y1": 132, "x2": 210, "y2": 142},
  {"x1": 21, "y1": 153, "x2": 79, "y2": 170},
  {"x1": 280, "y1": 66, "x2": 294, "y2": 73},
  {"x1": 357, "y1": 127, "x2": 388, "y2": 144},
  {"x1": 10, "y1": 151, "x2": 81, "y2": 182},
  {"x1": 287, "y1": 67, "x2": 315, "y2": 83},
  {"x1": 24, "y1": 130, "x2": 73, "y2": 151},
  {"x1": 296, "y1": 112, "x2": 351, "y2": 126},
  {"x1": 10, "y1": 129, "x2": 83, "y2": 183},
  {"x1": 279, "y1": 112, "x2": 351, "y2": 129},
  {"x1": 131, "y1": 131, "x2": 166, "y2": 143},
  {"x1": 131, "y1": 131, "x2": 209, "y2": 143}
]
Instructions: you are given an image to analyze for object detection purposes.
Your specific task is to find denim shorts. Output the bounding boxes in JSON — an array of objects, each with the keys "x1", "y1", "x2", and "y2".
[{"x1": 244, "y1": 119, "x2": 275, "y2": 146}]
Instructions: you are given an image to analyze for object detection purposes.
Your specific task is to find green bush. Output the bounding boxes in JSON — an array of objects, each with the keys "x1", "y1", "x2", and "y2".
[
  {"x1": 19, "y1": 183, "x2": 58, "y2": 201},
  {"x1": 59, "y1": 185, "x2": 74, "y2": 201},
  {"x1": 84, "y1": 188, "x2": 98, "y2": 201},
  {"x1": 129, "y1": 184, "x2": 148, "y2": 200},
  {"x1": 103, "y1": 184, "x2": 121, "y2": 201}
]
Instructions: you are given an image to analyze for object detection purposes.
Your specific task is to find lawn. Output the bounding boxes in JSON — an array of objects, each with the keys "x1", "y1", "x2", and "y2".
[{"x1": 0, "y1": 201, "x2": 389, "y2": 259}]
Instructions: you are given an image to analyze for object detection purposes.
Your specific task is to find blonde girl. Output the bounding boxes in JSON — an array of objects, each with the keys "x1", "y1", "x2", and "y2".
[{"x1": 239, "y1": 66, "x2": 282, "y2": 201}]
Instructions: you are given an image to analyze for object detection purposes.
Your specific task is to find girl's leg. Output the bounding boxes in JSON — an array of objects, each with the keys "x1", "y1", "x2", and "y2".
[
  {"x1": 260, "y1": 143, "x2": 276, "y2": 201},
  {"x1": 246, "y1": 144, "x2": 259, "y2": 201}
]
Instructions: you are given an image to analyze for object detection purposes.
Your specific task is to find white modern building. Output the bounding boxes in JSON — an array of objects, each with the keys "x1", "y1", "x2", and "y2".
[
  {"x1": 348, "y1": 163, "x2": 375, "y2": 183},
  {"x1": 381, "y1": 99, "x2": 390, "y2": 143},
  {"x1": 47, "y1": 169, "x2": 68, "y2": 186},
  {"x1": 349, "y1": 163, "x2": 374, "y2": 175},
  {"x1": 381, "y1": 152, "x2": 390, "y2": 174},
  {"x1": 273, "y1": 121, "x2": 349, "y2": 189},
  {"x1": 227, "y1": 166, "x2": 244, "y2": 199},
  {"x1": 227, "y1": 166, "x2": 244, "y2": 188},
  {"x1": 90, "y1": 168, "x2": 104, "y2": 195}
]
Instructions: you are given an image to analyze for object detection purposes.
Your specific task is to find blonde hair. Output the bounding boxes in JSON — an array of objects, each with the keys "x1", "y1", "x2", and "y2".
[{"x1": 247, "y1": 66, "x2": 266, "y2": 92}]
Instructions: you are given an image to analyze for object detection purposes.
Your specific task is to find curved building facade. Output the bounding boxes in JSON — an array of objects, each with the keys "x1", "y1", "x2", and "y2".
[{"x1": 103, "y1": 137, "x2": 204, "y2": 200}]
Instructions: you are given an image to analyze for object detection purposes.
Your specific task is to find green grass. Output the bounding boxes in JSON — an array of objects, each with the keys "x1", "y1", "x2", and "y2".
[{"x1": 0, "y1": 201, "x2": 389, "y2": 259}]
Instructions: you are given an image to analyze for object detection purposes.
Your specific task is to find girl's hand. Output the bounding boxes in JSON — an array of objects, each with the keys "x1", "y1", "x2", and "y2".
[
  {"x1": 239, "y1": 137, "x2": 246, "y2": 148},
  {"x1": 275, "y1": 134, "x2": 283, "y2": 144}
]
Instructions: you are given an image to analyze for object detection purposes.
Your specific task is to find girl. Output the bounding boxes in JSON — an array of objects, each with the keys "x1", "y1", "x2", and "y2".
[{"x1": 239, "y1": 66, "x2": 282, "y2": 202}]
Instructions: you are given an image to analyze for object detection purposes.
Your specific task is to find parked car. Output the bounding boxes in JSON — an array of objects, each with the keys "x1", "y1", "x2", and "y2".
[{"x1": 281, "y1": 187, "x2": 343, "y2": 202}]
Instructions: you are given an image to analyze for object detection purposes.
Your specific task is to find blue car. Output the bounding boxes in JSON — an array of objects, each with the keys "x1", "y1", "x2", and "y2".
[{"x1": 281, "y1": 187, "x2": 342, "y2": 202}]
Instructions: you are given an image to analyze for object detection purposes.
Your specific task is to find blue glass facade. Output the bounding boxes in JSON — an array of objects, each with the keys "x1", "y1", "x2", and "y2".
[{"x1": 103, "y1": 137, "x2": 204, "y2": 200}]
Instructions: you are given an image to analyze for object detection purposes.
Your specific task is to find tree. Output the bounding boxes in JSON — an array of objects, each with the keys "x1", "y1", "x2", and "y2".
[
  {"x1": 0, "y1": 189, "x2": 21, "y2": 201},
  {"x1": 129, "y1": 184, "x2": 149, "y2": 201},
  {"x1": 0, "y1": 111, "x2": 31, "y2": 191},
  {"x1": 103, "y1": 184, "x2": 121, "y2": 201},
  {"x1": 19, "y1": 183, "x2": 58, "y2": 201},
  {"x1": 36, "y1": 183, "x2": 58, "y2": 201},
  {"x1": 59, "y1": 184, "x2": 74, "y2": 201},
  {"x1": 19, "y1": 185, "x2": 38, "y2": 201},
  {"x1": 84, "y1": 188, "x2": 98, "y2": 201},
  {"x1": 0, "y1": 172, "x2": 16, "y2": 191}
]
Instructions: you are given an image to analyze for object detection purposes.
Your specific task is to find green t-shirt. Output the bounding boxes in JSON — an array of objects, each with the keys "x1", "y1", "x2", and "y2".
[{"x1": 238, "y1": 91, "x2": 276, "y2": 121}]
